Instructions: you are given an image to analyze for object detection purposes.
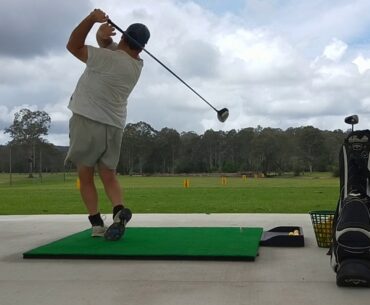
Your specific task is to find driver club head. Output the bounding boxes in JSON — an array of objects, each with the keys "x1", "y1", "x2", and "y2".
[
  {"x1": 344, "y1": 115, "x2": 359, "y2": 125},
  {"x1": 217, "y1": 108, "x2": 229, "y2": 123}
]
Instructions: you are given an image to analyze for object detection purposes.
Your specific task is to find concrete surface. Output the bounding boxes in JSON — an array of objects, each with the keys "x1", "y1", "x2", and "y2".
[{"x1": 1, "y1": 213, "x2": 370, "y2": 305}]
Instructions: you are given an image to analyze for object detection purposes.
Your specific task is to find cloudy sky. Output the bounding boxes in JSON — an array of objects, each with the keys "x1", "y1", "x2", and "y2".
[{"x1": 1, "y1": 0, "x2": 370, "y2": 145}]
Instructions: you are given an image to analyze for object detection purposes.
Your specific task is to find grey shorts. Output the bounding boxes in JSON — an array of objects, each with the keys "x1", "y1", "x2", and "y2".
[{"x1": 65, "y1": 114, "x2": 123, "y2": 169}]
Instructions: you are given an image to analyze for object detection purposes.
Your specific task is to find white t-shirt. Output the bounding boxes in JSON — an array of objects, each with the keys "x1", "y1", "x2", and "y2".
[{"x1": 68, "y1": 43, "x2": 143, "y2": 129}]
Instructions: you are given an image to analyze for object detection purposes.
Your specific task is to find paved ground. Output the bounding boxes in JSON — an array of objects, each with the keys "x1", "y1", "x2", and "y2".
[{"x1": 1, "y1": 213, "x2": 370, "y2": 305}]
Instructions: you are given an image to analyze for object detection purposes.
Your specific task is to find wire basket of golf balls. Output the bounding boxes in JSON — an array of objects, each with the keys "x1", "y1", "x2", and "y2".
[{"x1": 309, "y1": 210, "x2": 335, "y2": 248}]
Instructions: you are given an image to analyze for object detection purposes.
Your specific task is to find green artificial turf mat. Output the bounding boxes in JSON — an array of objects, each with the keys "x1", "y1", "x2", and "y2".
[{"x1": 23, "y1": 227, "x2": 263, "y2": 261}]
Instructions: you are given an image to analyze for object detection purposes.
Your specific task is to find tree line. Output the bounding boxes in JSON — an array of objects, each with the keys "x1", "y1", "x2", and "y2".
[
  {"x1": 0, "y1": 109, "x2": 348, "y2": 176},
  {"x1": 117, "y1": 121, "x2": 346, "y2": 176}
]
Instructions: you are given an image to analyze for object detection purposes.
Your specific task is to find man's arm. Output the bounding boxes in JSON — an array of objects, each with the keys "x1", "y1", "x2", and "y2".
[
  {"x1": 66, "y1": 9, "x2": 108, "y2": 62},
  {"x1": 96, "y1": 23, "x2": 116, "y2": 48}
]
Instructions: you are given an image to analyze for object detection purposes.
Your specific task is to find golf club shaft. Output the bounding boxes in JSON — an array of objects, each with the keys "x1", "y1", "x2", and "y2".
[{"x1": 107, "y1": 19, "x2": 218, "y2": 112}]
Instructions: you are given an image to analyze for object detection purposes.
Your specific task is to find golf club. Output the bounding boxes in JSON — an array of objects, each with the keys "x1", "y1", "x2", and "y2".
[{"x1": 107, "y1": 19, "x2": 229, "y2": 123}]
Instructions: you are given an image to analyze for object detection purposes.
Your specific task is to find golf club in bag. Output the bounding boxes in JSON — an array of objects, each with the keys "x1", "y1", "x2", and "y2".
[{"x1": 108, "y1": 19, "x2": 229, "y2": 123}]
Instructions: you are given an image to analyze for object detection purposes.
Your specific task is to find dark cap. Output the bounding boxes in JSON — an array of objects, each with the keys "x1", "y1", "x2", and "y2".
[{"x1": 124, "y1": 23, "x2": 150, "y2": 50}]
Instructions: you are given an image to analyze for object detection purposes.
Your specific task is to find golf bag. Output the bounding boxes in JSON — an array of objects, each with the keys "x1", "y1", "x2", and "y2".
[{"x1": 331, "y1": 129, "x2": 370, "y2": 287}]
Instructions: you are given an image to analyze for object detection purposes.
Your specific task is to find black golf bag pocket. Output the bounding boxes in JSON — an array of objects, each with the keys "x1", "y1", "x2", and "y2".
[
  {"x1": 332, "y1": 195, "x2": 370, "y2": 287},
  {"x1": 336, "y1": 259, "x2": 370, "y2": 287},
  {"x1": 336, "y1": 195, "x2": 370, "y2": 251}
]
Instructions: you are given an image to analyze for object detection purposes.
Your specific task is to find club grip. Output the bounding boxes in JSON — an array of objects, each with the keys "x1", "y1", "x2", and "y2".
[{"x1": 107, "y1": 19, "x2": 124, "y2": 34}]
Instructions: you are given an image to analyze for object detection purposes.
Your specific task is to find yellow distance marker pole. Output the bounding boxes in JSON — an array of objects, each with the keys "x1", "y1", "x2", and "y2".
[
  {"x1": 183, "y1": 179, "x2": 190, "y2": 188},
  {"x1": 76, "y1": 177, "x2": 81, "y2": 190}
]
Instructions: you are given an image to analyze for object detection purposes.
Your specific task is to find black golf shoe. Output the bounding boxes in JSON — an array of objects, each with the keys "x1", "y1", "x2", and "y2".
[{"x1": 104, "y1": 208, "x2": 132, "y2": 241}]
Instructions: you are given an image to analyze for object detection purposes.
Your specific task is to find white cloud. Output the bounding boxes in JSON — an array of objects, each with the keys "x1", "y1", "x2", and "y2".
[
  {"x1": 353, "y1": 55, "x2": 370, "y2": 74},
  {"x1": 323, "y1": 38, "x2": 348, "y2": 61}
]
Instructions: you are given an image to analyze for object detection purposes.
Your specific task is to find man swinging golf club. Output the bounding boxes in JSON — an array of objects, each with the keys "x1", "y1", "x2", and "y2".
[{"x1": 65, "y1": 8, "x2": 150, "y2": 240}]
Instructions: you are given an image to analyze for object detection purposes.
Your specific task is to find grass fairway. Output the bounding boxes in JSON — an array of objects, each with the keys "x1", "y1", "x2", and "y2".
[{"x1": 0, "y1": 173, "x2": 339, "y2": 214}]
